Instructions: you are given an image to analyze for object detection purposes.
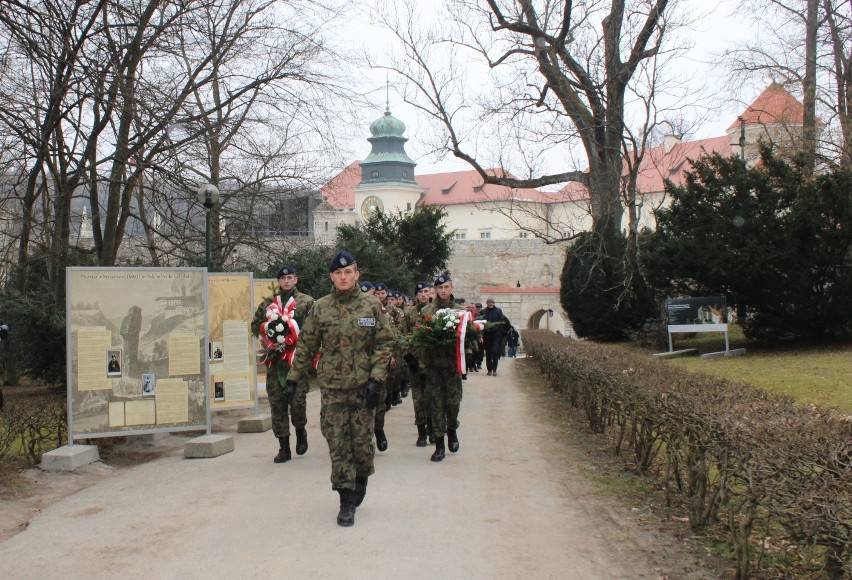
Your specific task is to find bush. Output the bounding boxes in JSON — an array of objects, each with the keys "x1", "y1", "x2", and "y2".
[
  {"x1": 0, "y1": 389, "x2": 66, "y2": 465},
  {"x1": 0, "y1": 287, "x2": 66, "y2": 387},
  {"x1": 522, "y1": 329, "x2": 852, "y2": 578},
  {"x1": 641, "y1": 146, "x2": 852, "y2": 341}
]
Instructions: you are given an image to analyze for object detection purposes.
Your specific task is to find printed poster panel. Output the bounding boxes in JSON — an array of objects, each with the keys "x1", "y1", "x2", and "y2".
[
  {"x1": 207, "y1": 273, "x2": 256, "y2": 410},
  {"x1": 252, "y1": 278, "x2": 277, "y2": 396},
  {"x1": 666, "y1": 296, "x2": 728, "y2": 332},
  {"x1": 67, "y1": 267, "x2": 208, "y2": 438}
]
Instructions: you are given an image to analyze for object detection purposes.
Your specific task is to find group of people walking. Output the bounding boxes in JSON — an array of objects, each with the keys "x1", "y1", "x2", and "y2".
[{"x1": 252, "y1": 252, "x2": 517, "y2": 528}]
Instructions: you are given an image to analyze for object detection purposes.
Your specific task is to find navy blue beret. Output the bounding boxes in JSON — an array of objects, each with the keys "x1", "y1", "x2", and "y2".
[
  {"x1": 277, "y1": 265, "x2": 296, "y2": 278},
  {"x1": 414, "y1": 281, "x2": 429, "y2": 293},
  {"x1": 329, "y1": 250, "x2": 356, "y2": 272},
  {"x1": 374, "y1": 282, "x2": 388, "y2": 291},
  {"x1": 359, "y1": 281, "x2": 374, "y2": 292},
  {"x1": 434, "y1": 272, "x2": 452, "y2": 286}
]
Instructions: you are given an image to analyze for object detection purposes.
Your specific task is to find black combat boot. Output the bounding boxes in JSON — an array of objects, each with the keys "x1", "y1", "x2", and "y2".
[
  {"x1": 336, "y1": 488, "x2": 356, "y2": 527},
  {"x1": 401, "y1": 381, "x2": 410, "y2": 397},
  {"x1": 430, "y1": 436, "x2": 445, "y2": 462},
  {"x1": 392, "y1": 390, "x2": 402, "y2": 406},
  {"x1": 295, "y1": 427, "x2": 308, "y2": 456},
  {"x1": 375, "y1": 429, "x2": 388, "y2": 452},
  {"x1": 415, "y1": 423, "x2": 428, "y2": 447},
  {"x1": 352, "y1": 475, "x2": 369, "y2": 507},
  {"x1": 274, "y1": 436, "x2": 291, "y2": 463},
  {"x1": 447, "y1": 429, "x2": 459, "y2": 453}
]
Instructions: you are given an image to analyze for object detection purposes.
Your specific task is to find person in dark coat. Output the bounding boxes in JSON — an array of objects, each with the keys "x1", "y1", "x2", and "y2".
[{"x1": 476, "y1": 298, "x2": 509, "y2": 376}]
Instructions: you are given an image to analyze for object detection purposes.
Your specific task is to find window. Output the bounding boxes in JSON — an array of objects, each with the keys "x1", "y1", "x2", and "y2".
[
  {"x1": 402, "y1": 170, "x2": 409, "y2": 178},
  {"x1": 480, "y1": 231, "x2": 492, "y2": 239},
  {"x1": 324, "y1": 222, "x2": 329, "y2": 232},
  {"x1": 454, "y1": 232, "x2": 467, "y2": 240},
  {"x1": 473, "y1": 184, "x2": 484, "y2": 193},
  {"x1": 406, "y1": 202, "x2": 412, "y2": 211},
  {"x1": 518, "y1": 232, "x2": 529, "y2": 239},
  {"x1": 371, "y1": 170, "x2": 379, "y2": 178}
]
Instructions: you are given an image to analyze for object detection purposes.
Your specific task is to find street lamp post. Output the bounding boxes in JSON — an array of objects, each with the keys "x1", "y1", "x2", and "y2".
[{"x1": 197, "y1": 183, "x2": 220, "y2": 271}]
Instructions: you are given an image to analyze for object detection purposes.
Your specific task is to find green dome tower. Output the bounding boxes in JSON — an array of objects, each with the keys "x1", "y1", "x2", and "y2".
[{"x1": 360, "y1": 107, "x2": 417, "y2": 184}]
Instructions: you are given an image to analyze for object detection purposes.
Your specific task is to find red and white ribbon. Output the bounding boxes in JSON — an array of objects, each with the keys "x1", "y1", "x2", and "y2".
[
  {"x1": 455, "y1": 310, "x2": 471, "y2": 375},
  {"x1": 259, "y1": 296, "x2": 300, "y2": 367}
]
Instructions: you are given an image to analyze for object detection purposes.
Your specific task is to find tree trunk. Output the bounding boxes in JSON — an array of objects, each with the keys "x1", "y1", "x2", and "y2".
[{"x1": 801, "y1": 0, "x2": 818, "y2": 176}]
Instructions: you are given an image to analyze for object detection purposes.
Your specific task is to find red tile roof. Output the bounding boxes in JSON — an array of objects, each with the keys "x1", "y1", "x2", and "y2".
[
  {"x1": 727, "y1": 83, "x2": 805, "y2": 131},
  {"x1": 415, "y1": 168, "x2": 570, "y2": 206},
  {"x1": 320, "y1": 160, "x2": 361, "y2": 210},
  {"x1": 321, "y1": 84, "x2": 805, "y2": 206},
  {"x1": 320, "y1": 164, "x2": 583, "y2": 210},
  {"x1": 633, "y1": 135, "x2": 732, "y2": 194}
]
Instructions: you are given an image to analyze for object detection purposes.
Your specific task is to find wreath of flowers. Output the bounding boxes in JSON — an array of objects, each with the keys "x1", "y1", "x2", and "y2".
[
  {"x1": 259, "y1": 296, "x2": 299, "y2": 370},
  {"x1": 405, "y1": 308, "x2": 464, "y2": 348},
  {"x1": 405, "y1": 308, "x2": 485, "y2": 374}
]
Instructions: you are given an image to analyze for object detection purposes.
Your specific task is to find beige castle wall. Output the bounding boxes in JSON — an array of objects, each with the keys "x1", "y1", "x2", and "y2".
[{"x1": 446, "y1": 239, "x2": 572, "y2": 334}]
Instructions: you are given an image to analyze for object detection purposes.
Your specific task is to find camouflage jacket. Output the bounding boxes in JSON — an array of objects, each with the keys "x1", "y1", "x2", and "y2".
[
  {"x1": 419, "y1": 295, "x2": 459, "y2": 369},
  {"x1": 402, "y1": 301, "x2": 430, "y2": 335},
  {"x1": 288, "y1": 286, "x2": 395, "y2": 390},
  {"x1": 382, "y1": 300, "x2": 406, "y2": 354}
]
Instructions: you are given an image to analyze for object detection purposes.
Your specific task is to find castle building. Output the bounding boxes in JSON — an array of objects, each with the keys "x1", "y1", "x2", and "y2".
[{"x1": 315, "y1": 83, "x2": 811, "y2": 334}]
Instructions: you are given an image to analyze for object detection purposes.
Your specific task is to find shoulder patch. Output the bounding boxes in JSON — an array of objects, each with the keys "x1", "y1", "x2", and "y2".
[{"x1": 358, "y1": 317, "x2": 376, "y2": 327}]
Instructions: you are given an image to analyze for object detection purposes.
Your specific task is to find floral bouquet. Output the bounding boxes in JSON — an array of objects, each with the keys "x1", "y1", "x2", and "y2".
[
  {"x1": 259, "y1": 296, "x2": 299, "y2": 378},
  {"x1": 406, "y1": 308, "x2": 482, "y2": 375}
]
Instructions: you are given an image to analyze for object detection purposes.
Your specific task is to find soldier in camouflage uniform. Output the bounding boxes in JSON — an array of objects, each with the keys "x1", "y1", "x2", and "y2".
[
  {"x1": 420, "y1": 273, "x2": 464, "y2": 462},
  {"x1": 388, "y1": 290, "x2": 407, "y2": 406},
  {"x1": 372, "y1": 282, "x2": 404, "y2": 451},
  {"x1": 286, "y1": 251, "x2": 395, "y2": 527},
  {"x1": 402, "y1": 281, "x2": 433, "y2": 447},
  {"x1": 251, "y1": 265, "x2": 315, "y2": 463}
]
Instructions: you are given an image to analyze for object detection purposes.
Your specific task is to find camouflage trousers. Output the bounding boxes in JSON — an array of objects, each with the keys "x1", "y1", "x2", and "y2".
[
  {"x1": 266, "y1": 369, "x2": 307, "y2": 439},
  {"x1": 320, "y1": 388, "x2": 376, "y2": 490},
  {"x1": 425, "y1": 366, "x2": 462, "y2": 438},
  {"x1": 374, "y1": 381, "x2": 389, "y2": 430},
  {"x1": 410, "y1": 369, "x2": 428, "y2": 425}
]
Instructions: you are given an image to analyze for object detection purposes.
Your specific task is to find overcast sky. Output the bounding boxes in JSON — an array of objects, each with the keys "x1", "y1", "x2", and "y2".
[{"x1": 337, "y1": 0, "x2": 762, "y2": 175}]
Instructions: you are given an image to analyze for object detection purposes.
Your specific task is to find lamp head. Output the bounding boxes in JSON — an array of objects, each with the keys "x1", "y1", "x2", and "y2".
[{"x1": 197, "y1": 183, "x2": 219, "y2": 208}]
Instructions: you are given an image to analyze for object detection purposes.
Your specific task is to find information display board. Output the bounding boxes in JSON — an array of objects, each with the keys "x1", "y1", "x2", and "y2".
[
  {"x1": 666, "y1": 296, "x2": 728, "y2": 332},
  {"x1": 67, "y1": 267, "x2": 209, "y2": 441},
  {"x1": 252, "y1": 278, "x2": 277, "y2": 395},
  {"x1": 207, "y1": 273, "x2": 257, "y2": 411},
  {"x1": 665, "y1": 296, "x2": 730, "y2": 354}
]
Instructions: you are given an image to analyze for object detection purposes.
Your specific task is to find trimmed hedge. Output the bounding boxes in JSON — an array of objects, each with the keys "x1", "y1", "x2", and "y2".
[
  {"x1": 523, "y1": 330, "x2": 852, "y2": 579},
  {"x1": 0, "y1": 390, "x2": 66, "y2": 465}
]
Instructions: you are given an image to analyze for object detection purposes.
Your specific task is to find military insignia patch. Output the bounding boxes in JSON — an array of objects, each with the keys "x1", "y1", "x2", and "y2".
[{"x1": 358, "y1": 317, "x2": 376, "y2": 327}]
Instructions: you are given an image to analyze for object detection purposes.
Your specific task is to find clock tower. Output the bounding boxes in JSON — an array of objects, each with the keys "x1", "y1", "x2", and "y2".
[{"x1": 354, "y1": 107, "x2": 422, "y2": 221}]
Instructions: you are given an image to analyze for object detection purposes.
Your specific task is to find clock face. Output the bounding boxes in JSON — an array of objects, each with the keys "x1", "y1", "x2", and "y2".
[{"x1": 361, "y1": 196, "x2": 384, "y2": 220}]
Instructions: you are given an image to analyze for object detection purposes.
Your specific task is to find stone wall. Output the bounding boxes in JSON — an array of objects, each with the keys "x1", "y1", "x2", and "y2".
[
  {"x1": 447, "y1": 239, "x2": 572, "y2": 335},
  {"x1": 446, "y1": 238, "x2": 566, "y2": 299}
]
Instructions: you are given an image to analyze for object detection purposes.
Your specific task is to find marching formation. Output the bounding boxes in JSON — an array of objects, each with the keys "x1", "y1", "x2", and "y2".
[{"x1": 251, "y1": 251, "x2": 515, "y2": 527}]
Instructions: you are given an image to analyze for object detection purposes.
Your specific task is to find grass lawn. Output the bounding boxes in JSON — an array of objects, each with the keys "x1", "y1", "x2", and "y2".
[{"x1": 628, "y1": 327, "x2": 852, "y2": 415}]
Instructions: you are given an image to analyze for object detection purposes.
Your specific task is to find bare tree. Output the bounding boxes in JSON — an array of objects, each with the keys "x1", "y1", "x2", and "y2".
[
  {"x1": 727, "y1": 0, "x2": 852, "y2": 169},
  {"x1": 370, "y1": 0, "x2": 680, "y2": 300},
  {"x1": 0, "y1": 0, "x2": 357, "y2": 299}
]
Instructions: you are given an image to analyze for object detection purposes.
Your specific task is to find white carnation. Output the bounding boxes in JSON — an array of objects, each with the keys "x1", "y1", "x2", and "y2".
[
  {"x1": 275, "y1": 323, "x2": 285, "y2": 333},
  {"x1": 276, "y1": 335, "x2": 286, "y2": 344}
]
